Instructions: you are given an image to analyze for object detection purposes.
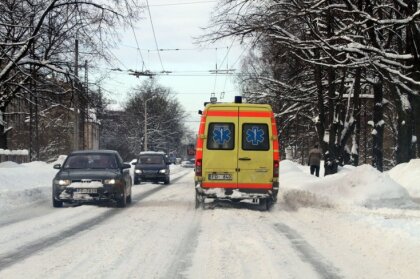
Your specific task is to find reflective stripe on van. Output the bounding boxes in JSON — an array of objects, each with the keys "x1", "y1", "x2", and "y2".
[{"x1": 205, "y1": 110, "x2": 272, "y2": 118}]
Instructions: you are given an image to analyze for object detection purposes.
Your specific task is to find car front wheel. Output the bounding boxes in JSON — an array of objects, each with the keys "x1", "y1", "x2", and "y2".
[
  {"x1": 116, "y1": 191, "x2": 127, "y2": 208},
  {"x1": 52, "y1": 197, "x2": 63, "y2": 208},
  {"x1": 164, "y1": 177, "x2": 170, "y2": 185}
]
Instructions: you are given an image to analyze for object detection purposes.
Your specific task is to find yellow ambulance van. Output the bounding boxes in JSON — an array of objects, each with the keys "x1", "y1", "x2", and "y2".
[{"x1": 194, "y1": 96, "x2": 280, "y2": 210}]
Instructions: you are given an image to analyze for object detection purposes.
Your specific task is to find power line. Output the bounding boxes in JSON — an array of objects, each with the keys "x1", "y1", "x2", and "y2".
[
  {"x1": 231, "y1": 35, "x2": 262, "y2": 69},
  {"x1": 220, "y1": 40, "x2": 236, "y2": 99},
  {"x1": 144, "y1": 1, "x2": 217, "y2": 7},
  {"x1": 128, "y1": 17, "x2": 146, "y2": 71},
  {"x1": 119, "y1": 44, "x2": 228, "y2": 52},
  {"x1": 145, "y1": 0, "x2": 165, "y2": 72},
  {"x1": 91, "y1": 32, "x2": 129, "y2": 71},
  {"x1": 213, "y1": 47, "x2": 218, "y2": 93}
]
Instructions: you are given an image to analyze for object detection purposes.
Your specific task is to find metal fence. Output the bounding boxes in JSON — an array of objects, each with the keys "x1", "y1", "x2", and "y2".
[{"x1": 0, "y1": 149, "x2": 30, "y2": 164}]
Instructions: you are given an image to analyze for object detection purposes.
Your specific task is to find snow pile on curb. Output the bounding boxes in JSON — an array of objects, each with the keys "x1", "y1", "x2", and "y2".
[
  {"x1": 0, "y1": 161, "x2": 58, "y2": 190},
  {"x1": 280, "y1": 160, "x2": 414, "y2": 209},
  {"x1": 0, "y1": 161, "x2": 23, "y2": 168},
  {"x1": 0, "y1": 187, "x2": 50, "y2": 213},
  {"x1": 388, "y1": 159, "x2": 420, "y2": 199},
  {"x1": 0, "y1": 161, "x2": 59, "y2": 213}
]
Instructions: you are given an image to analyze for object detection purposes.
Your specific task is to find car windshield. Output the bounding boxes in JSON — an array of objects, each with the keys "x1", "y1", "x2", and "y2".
[
  {"x1": 63, "y1": 154, "x2": 118, "y2": 169},
  {"x1": 139, "y1": 155, "x2": 164, "y2": 165}
]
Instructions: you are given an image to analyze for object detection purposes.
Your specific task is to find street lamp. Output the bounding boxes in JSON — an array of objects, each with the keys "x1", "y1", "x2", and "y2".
[{"x1": 144, "y1": 96, "x2": 157, "y2": 151}]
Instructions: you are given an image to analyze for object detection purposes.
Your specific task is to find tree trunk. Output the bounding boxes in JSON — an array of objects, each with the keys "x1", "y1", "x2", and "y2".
[
  {"x1": 415, "y1": 95, "x2": 420, "y2": 158},
  {"x1": 372, "y1": 81, "x2": 384, "y2": 172},
  {"x1": 314, "y1": 63, "x2": 325, "y2": 152},
  {"x1": 352, "y1": 68, "x2": 362, "y2": 166},
  {"x1": 396, "y1": 91, "x2": 414, "y2": 163},
  {"x1": 324, "y1": 67, "x2": 338, "y2": 176},
  {"x1": 0, "y1": 106, "x2": 7, "y2": 149}
]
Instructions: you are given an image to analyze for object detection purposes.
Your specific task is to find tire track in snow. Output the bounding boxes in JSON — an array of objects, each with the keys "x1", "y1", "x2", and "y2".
[
  {"x1": 163, "y1": 209, "x2": 202, "y2": 279},
  {"x1": 0, "y1": 168, "x2": 191, "y2": 229},
  {"x1": 0, "y1": 201, "x2": 53, "y2": 228},
  {"x1": 273, "y1": 223, "x2": 342, "y2": 279},
  {"x1": 0, "y1": 170, "x2": 191, "y2": 270}
]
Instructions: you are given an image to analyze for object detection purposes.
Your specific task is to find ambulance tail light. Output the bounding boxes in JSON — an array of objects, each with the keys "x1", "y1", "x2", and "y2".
[
  {"x1": 195, "y1": 159, "x2": 202, "y2": 176},
  {"x1": 273, "y1": 160, "x2": 279, "y2": 178}
]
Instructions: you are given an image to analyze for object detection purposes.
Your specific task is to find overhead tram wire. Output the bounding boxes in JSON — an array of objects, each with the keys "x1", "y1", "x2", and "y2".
[
  {"x1": 145, "y1": 0, "x2": 165, "y2": 72},
  {"x1": 128, "y1": 17, "x2": 146, "y2": 71},
  {"x1": 219, "y1": 40, "x2": 236, "y2": 100},
  {"x1": 213, "y1": 47, "x2": 218, "y2": 94},
  {"x1": 144, "y1": 1, "x2": 217, "y2": 7},
  {"x1": 119, "y1": 44, "x2": 229, "y2": 52},
  {"x1": 231, "y1": 35, "x2": 262, "y2": 70},
  {"x1": 91, "y1": 32, "x2": 130, "y2": 72}
]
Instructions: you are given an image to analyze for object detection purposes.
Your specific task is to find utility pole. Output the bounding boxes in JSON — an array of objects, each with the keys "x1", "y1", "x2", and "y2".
[
  {"x1": 73, "y1": 39, "x2": 79, "y2": 150},
  {"x1": 28, "y1": 20, "x2": 34, "y2": 161},
  {"x1": 144, "y1": 96, "x2": 156, "y2": 151},
  {"x1": 84, "y1": 59, "x2": 89, "y2": 149},
  {"x1": 144, "y1": 99, "x2": 148, "y2": 151}
]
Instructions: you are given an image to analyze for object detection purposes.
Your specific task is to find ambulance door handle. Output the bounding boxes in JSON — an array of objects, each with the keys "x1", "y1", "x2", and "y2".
[{"x1": 239, "y1": 157, "x2": 251, "y2": 161}]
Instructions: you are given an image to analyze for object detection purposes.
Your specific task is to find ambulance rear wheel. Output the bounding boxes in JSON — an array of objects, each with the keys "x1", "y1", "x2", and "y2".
[{"x1": 259, "y1": 198, "x2": 272, "y2": 211}]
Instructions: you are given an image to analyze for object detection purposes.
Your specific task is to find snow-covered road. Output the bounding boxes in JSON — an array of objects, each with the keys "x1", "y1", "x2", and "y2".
[{"x1": 1, "y1": 166, "x2": 420, "y2": 278}]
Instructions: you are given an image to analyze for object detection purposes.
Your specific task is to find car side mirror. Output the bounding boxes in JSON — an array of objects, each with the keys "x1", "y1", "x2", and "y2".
[
  {"x1": 122, "y1": 163, "x2": 131, "y2": 169},
  {"x1": 131, "y1": 162, "x2": 137, "y2": 165},
  {"x1": 53, "y1": 164, "x2": 61, "y2": 169}
]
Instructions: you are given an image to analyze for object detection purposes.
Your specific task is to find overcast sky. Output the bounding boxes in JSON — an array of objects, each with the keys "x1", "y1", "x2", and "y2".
[{"x1": 99, "y1": 0, "x2": 246, "y2": 131}]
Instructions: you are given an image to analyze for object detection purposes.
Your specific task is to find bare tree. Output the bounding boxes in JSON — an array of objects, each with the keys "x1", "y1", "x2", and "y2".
[
  {"x1": 100, "y1": 79, "x2": 188, "y2": 160},
  {"x1": 0, "y1": 0, "x2": 141, "y2": 149},
  {"x1": 203, "y1": 0, "x2": 420, "y2": 173}
]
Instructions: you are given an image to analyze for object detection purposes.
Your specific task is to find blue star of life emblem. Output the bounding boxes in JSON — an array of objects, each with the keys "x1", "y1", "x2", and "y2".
[
  {"x1": 246, "y1": 127, "x2": 265, "y2": 145},
  {"x1": 213, "y1": 127, "x2": 231, "y2": 145}
]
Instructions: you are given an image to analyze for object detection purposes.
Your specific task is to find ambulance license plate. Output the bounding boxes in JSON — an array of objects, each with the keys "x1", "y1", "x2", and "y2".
[{"x1": 208, "y1": 173, "x2": 232, "y2": 180}]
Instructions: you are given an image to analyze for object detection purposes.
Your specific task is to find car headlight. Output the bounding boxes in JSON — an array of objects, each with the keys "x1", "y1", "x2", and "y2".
[
  {"x1": 104, "y1": 179, "x2": 122, "y2": 184},
  {"x1": 135, "y1": 169, "x2": 142, "y2": 174},
  {"x1": 54, "y1": 179, "x2": 71, "y2": 186},
  {"x1": 159, "y1": 169, "x2": 167, "y2": 174}
]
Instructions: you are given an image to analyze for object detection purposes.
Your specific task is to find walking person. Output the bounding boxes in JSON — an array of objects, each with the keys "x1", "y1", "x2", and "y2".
[{"x1": 308, "y1": 144, "x2": 322, "y2": 177}]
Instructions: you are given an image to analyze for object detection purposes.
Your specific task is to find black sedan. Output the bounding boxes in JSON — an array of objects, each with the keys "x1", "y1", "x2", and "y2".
[{"x1": 52, "y1": 150, "x2": 132, "y2": 208}]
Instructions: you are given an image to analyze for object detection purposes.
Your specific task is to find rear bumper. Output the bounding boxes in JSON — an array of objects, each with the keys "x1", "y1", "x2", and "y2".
[
  {"x1": 136, "y1": 173, "x2": 168, "y2": 182},
  {"x1": 196, "y1": 182, "x2": 278, "y2": 200}
]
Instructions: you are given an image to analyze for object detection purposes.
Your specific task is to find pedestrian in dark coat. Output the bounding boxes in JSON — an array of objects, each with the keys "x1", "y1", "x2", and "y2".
[{"x1": 308, "y1": 144, "x2": 322, "y2": 177}]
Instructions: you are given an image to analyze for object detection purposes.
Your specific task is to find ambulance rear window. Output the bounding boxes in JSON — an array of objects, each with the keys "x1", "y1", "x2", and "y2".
[
  {"x1": 207, "y1": 123, "x2": 235, "y2": 150},
  {"x1": 242, "y1": 123, "x2": 269, "y2": 151}
]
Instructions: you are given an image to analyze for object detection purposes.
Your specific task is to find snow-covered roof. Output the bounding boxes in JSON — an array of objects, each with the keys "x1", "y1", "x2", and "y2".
[
  {"x1": 139, "y1": 151, "x2": 166, "y2": 155},
  {"x1": 106, "y1": 103, "x2": 124, "y2": 111},
  {"x1": 0, "y1": 149, "x2": 29, "y2": 155}
]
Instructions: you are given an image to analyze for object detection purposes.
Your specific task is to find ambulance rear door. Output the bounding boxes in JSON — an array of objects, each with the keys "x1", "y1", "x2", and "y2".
[
  {"x1": 202, "y1": 106, "x2": 238, "y2": 189},
  {"x1": 237, "y1": 106, "x2": 273, "y2": 190}
]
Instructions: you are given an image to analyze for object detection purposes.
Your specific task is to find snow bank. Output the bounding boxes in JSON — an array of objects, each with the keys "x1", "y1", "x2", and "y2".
[
  {"x1": 0, "y1": 161, "x2": 58, "y2": 213},
  {"x1": 280, "y1": 160, "x2": 414, "y2": 209},
  {"x1": 388, "y1": 159, "x2": 420, "y2": 199},
  {"x1": 0, "y1": 161, "x2": 57, "y2": 191},
  {"x1": 0, "y1": 161, "x2": 23, "y2": 168}
]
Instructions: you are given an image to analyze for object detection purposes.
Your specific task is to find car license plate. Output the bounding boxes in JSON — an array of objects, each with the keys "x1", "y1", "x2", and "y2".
[
  {"x1": 76, "y1": 188, "x2": 97, "y2": 194},
  {"x1": 208, "y1": 173, "x2": 232, "y2": 180}
]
